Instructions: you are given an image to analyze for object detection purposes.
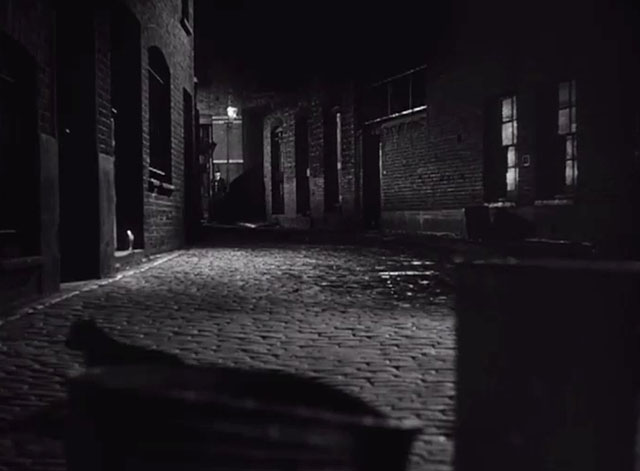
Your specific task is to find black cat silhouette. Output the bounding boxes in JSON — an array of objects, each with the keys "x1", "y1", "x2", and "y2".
[{"x1": 65, "y1": 317, "x2": 185, "y2": 367}]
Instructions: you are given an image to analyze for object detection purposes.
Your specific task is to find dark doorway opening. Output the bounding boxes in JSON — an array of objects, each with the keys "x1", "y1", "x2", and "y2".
[
  {"x1": 271, "y1": 126, "x2": 284, "y2": 215},
  {"x1": 362, "y1": 128, "x2": 381, "y2": 229},
  {"x1": 241, "y1": 108, "x2": 266, "y2": 220},
  {"x1": 323, "y1": 107, "x2": 340, "y2": 212},
  {"x1": 183, "y1": 89, "x2": 196, "y2": 243},
  {"x1": 57, "y1": 5, "x2": 101, "y2": 281},
  {"x1": 295, "y1": 114, "x2": 310, "y2": 216},
  {"x1": 0, "y1": 32, "x2": 40, "y2": 259},
  {"x1": 111, "y1": 3, "x2": 143, "y2": 251}
]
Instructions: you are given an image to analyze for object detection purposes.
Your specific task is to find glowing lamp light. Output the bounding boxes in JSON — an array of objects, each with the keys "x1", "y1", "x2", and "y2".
[{"x1": 226, "y1": 106, "x2": 238, "y2": 119}]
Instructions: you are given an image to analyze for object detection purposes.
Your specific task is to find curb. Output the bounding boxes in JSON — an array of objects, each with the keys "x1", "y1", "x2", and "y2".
[{"x1": 0, "y1": 251, "x2": 183, "y2": 329}]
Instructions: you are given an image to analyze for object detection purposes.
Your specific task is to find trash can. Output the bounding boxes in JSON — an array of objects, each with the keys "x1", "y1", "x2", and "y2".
[
  {"x1": 65, "y1": 364, "x2": 421, "y2": 471},
  {"x1": 453, "y1": 257, "x2": 640, "y2": 471}
]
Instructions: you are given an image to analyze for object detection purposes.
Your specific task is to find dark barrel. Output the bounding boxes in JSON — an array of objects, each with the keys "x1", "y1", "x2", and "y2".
[
  {"x1": 453, "y1": 257, "x2": 640, "y2": 471},
  {"x1": 65, "y1": 364, "x2": 421, "y2": 471}
]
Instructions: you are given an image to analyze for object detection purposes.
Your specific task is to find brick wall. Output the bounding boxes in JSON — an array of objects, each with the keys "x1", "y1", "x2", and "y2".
[
  {"x1": 120, "y1": 0, "x2": 195, "y2": 252},
  {"x1": 374, "y1": 0, "x2": 640, "y2": 244},
  {"x1": 261, "y1": 82, "x2": 360, "y2": 229}
]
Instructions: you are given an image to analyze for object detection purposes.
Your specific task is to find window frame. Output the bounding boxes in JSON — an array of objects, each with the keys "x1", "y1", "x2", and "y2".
[
  {"x1": 558, "y1": 79, "x2": 578, "y2": 190},
  {"x1": 501, "y1": 94, "x2": 519, "y2": 197},
  {"x1": 147, "y1": 47, "x2": 173, "y2": 194},
  {"x1": 363, "y1": 66, "x2": 428, "y2": 124},
  {"x1": 180, "y1": 0, "x2": 192, "y2": 36}
]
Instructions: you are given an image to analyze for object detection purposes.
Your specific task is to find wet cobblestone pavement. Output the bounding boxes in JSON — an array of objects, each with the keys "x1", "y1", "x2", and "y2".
[{"x1": 0, "y1": 243, "x2": 455, "y2": 471}]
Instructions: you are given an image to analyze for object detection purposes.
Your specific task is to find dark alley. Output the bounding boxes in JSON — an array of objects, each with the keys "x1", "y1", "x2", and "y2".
[{"x1": 3, "y1": 0, "x2": 640, "y2": 470}]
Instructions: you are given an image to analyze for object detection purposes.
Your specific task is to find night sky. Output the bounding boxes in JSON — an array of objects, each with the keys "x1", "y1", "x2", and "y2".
[{"x1": 195, "y1": 1, "x2": 457, "y2": 91}]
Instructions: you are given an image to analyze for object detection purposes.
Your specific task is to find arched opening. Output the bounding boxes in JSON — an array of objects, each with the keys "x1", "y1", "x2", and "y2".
[
  {"x1": 147, "y1": 46, "x2": 172, "y2": 191},
  {"x1": 270, "y1": 121, "x2": 284, "y2": 215},
  {"x1": 112, "y1": 3, "x2": 143, "y2": 251},
  {"x1": 294, "y1": 112, "x2": 310, "y2": 216},
  {"x1": 0, "y1": 32, "x2": 40, "y2": 259}
]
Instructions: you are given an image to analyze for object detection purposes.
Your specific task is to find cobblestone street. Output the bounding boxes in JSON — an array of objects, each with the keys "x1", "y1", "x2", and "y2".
[{"x1": 0, "y1": 243, "x2": 455, "y2": 471}]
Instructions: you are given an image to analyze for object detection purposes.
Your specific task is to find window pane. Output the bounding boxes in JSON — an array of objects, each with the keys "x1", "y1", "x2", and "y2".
[
  {"x1": 565, "y1": 136, "x2": 574, "y2": 160},
  {"x1": 411, "y1": 69, "x2": 426, "y2": 107},
  {"x1": 570, "y1": 106, "x2": 577, "y2": 133},
  {"x1": 558, "y1": 108, "x2": 570, "y2": 134},
  {"x1": 506, "y1": 167, "x2": 517, "y2": 191},
  {"x1": 502, "y1": 122, "x2": 514, "y2": 145},
  {"x1": 565, "y1": 159, "x2": 576, "y2": 186},
  {"x1": 513, "y1": 119, "x2": 518, "y2": 143},
  {"x1": 513, "y1": 97, "x2": 517, "y2": 120},
  {"x1": 502, "y1": 97, "x2": 513, "y2": 122},
  {"x1": 507, "y1": 145, "x2": 517, "y2": 167},
  {"x1": 559, "y1": 81, "x2": 570, "y2": 108},
  {"x1": 390, "y1": 75, "x2": 411, "y2": 115}
]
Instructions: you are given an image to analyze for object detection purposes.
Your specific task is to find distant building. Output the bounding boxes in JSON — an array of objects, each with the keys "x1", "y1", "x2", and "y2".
[
  {"x1": 0, "y1": 0, "x2": 196, "y2": 310},
  {"x1": 362, "y1": 0, "x2": 640, "y2": 254},
  {"x1": 250, "y1": 0, "x2": 640, "y2": 254}
]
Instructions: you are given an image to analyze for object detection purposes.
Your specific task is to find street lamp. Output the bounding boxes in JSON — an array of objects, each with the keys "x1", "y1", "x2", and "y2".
[{"x1": 225, "y1": 105, "x2": 238, "y2": 189}]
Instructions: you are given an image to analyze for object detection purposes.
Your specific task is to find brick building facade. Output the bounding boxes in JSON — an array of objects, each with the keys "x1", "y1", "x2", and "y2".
[
  {"x1": 250, "y1": 0, "x2": 639, "y2": 253},
  {"x1": 0, "y1": 0, "x2": 196, "y2": 310},
  {"x1": 0, "y1": 0, "x2": 58, "y2": 308},
  {"x1": 365, "y1": 0, "x2": 640, "y2": 253},
  {"x1": 258, "y1": 81, "x2": 360, "y2": 230}
]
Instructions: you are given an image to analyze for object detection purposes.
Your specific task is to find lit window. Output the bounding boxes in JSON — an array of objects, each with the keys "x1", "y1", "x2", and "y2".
[
  {"x1": 558, "y1": 80, "x2": 577, "y2": 187},
  {"x1": 501, "y1": 95, "x2": 518, "y2": 193}
]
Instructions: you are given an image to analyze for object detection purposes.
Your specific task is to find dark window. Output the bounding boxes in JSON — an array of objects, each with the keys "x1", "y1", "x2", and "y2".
[
  {"x1": 362, "y1": 66, "x2": 427, "y2": 122},
  {"x1": 148, "y1": 47, "x2": 172, "y2": 191}
]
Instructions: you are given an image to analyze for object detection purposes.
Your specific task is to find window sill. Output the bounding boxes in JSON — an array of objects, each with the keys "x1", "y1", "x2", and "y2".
[
  {"x1": 180, "y1": 17, "x2": 193, "y2": 36},
  {"x1": 148, "y1": 178, "x2": 175, "y2": 196},
  {"x1": 485, "y1": 201, "x2": 516, "y2": 208},
  {"x1": 534, "y1": 197, "x2": 574, "y2": 206},
  {"x1": 0, "y1": 255, "x2": 43, "y2": 270},
  {"x1": 365, "y1": 105, "x2": 428, "y2": 126}
]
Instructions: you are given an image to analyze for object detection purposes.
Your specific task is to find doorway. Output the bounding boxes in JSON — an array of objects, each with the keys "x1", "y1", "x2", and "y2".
[
  {"x1": 323, "y1": 107, "x2": 340, "y2": 212},
  {"x1": 111, "y1": 3, "x2": 143, "y2": 251},
  {"x1": 57, "y1": 5, "x2": 101, "y2": 281},
  {"x1": 362, "y1": 128, "x2": 381, "y2": 229},
  {"x1": 271, "y1": 126, "x2": 284, "y2": 215},
  {"x1": 295, "y1": 114, "x2": 310, "y2": 216}
]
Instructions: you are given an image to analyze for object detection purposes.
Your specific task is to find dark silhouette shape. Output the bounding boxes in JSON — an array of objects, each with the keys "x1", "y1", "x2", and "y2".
[
  {"x1": 65, "y1": 317, "x2": 185, "y2": 367},
  {"x1": 64, "y1": 317, "x2": 379, "y2": 416},
  {"x1": 62, "y1": 318, "x2": 420, "y2": 471},
  {"x1": 5, "y1": 398, "x2": 69, "y2": 440}
]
